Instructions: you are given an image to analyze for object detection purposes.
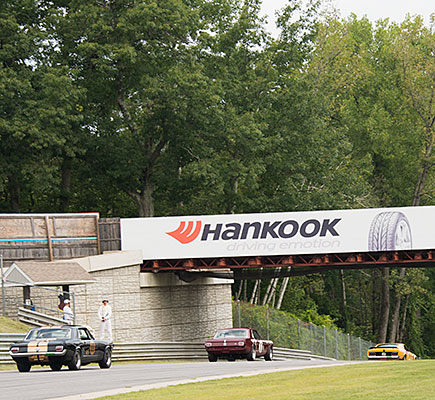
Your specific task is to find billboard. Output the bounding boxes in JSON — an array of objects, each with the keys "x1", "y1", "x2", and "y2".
[{"x1": 120, "y1": 206, "x2": 435, "y2": 260}]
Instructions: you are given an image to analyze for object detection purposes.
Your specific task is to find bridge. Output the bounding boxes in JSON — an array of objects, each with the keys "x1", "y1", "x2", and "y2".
[
  {"x1": 141, "y1": 249, "x2": 435, "y2": 281},
  {"x1": 1, "y1": 206, "x2": 434, "y2": 343},
  {"x1": 128, "y1": 206, "x2": 435, "y2": 280}
]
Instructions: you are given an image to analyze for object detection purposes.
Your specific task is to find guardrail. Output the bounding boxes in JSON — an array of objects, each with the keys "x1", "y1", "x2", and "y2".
[
  {"x1": 273, "y1": 347, "x2": 312, "y2": 360},
  {"x1": 0, "y1": 333, "x2": 26, "y2": 365},
  {"x1": 112, "y1": 342, "x2": 207, "y2": 362},
  {"x1": 0, "y1": 334, "x2": 335, "y2": 365},
  {"x1": 17, "y1": 307, "x2": 65, "y2": 327}
]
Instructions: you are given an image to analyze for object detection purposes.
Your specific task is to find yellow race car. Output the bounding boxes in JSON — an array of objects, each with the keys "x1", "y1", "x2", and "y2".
[{"x1": 367, "y1": 343, "x2": 417, "y2": 360}]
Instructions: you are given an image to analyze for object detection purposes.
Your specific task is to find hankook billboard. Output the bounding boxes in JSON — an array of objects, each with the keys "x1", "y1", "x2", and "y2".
[{"x1": 120, "y1": 206, "x2": 435, "y2": 260}]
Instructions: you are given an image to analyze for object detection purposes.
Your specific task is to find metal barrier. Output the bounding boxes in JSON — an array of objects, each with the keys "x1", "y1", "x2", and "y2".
[
  {"x1": 1, "y1": 277, "x2": 76, "y2": 324},
  {"x1": 273, "y1": 347, "x2": 335, "y2": 361},
  {"x1": 0, "y1": 333, "x2": 26, "y2": 365},
  {"x1": 0, "y1": 334, "x2": 329, "y2": 365},
  {"x1": 112, "y1": 342, "x2": 207, "y2": 362},
  {"x1": 17, "y1": 307, "x2": 65, "y2": 327},
  {"x1": 111, "y1": 344, "x2": 330, "y2": 362},
  {"x1": 273, "y1": 347, "x2": 311, "y2": 360}
]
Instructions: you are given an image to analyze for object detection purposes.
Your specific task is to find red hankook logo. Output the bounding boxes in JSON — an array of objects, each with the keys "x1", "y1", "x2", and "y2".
[{"x1": 166, "y1": 221, "x2": 202, "y2": 244}]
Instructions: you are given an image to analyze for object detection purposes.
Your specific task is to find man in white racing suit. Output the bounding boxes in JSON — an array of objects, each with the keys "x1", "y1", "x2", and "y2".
[{"x1": 98, "y1": 299, "x2": 113, "y2": 342}]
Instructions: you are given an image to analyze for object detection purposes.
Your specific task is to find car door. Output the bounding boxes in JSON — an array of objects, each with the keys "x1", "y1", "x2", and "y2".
[
  {"x1": 86, "y1": 327, "x2": 104, "y2": 360},
  {"x1": 78, "y1": 327, "x2": 97, "y2": 362},
  {"x1": 252, "y1": 330, "x2": 265, "y2": 356}
]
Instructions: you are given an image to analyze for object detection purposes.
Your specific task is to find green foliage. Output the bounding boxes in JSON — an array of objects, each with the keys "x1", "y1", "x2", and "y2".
[
  {"x1": 233, "y1": 301, "x2": 338, "y2": 348},
  {"x1": 232, "y1": 301, "x2": 373, "y2": 360},
  {"x1": 1, "y1": 1, "x2": 434, "y2": 355},
  {"x1": 421, "y1": 289, "x2": 435, "y2": 357}
]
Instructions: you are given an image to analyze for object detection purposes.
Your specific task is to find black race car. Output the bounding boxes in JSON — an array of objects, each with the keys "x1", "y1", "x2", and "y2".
[{"x1": 9, "y1": 325, "x2": 113, "y2": 372}]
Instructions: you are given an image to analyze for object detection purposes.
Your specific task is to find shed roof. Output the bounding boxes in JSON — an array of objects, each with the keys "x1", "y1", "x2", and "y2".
[{"x1": 4, "y1": 261, "x2": 95, "y2": 286}]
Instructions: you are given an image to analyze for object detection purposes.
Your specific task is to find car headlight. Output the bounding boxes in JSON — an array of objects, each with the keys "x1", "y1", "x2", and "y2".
[
  {"x1": 237, "y1": 341, "x2": 245, "y2": 346},
  {"x1": 10, "y1": 347, "x2": 19, "y2": 353},
  {"x1": 205, "y1": 342, "x2": 212, "y2": 347},
  {"x1": 55, "y1": 345, "x2": 64, "y2": 352}
]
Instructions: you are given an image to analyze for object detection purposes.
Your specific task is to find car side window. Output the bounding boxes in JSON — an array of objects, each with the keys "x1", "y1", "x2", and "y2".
[
  {"x1": 85, "y1": 328, "x2": 95, "y2": 340},
  {"x1": 253, "y1": 330, "x2": 261, "y2": 340},
  {"x1": 78, "y1": 329, "x2": 90, "y2": 340}
]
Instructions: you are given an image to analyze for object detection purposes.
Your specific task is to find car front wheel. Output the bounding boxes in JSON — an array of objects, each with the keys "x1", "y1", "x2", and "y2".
[
  {"x1": 98, "y1": 348, "x2": 112, "y2": 369},
  {"x1": 208, "y1": 353, "x2": 218, "y2": 362},
  {"x1": 247, "y1": 348, "x2": 256, "y2": 361},
  {"x1": 265, "y1": 346, "x2": 273, "y2": 361},
  {"x1": 68, "y1": 349, "x2": 82, "y2": 370}
]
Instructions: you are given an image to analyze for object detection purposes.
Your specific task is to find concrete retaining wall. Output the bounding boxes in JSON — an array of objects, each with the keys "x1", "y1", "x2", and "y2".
[
  {"x1": 2, "y1": 252, "x2": 234, "y2": 343},
  {"x1": 72, "y1": 266, "x2": 233, "y2": 342}
]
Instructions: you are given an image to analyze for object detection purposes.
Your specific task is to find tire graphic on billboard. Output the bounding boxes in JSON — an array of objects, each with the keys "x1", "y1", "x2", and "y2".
[{"x1": 368, "y1": 211, "x2": 412, "y2": 251}]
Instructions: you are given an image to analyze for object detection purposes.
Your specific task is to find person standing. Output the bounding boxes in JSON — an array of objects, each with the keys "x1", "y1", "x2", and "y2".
[
  {"x1": 98, "y1": 299, "x2": 113, "y2": 343},
  {"x1": 62, "y1": 299, "x2": 73, "y2": 325},
  {"x1": 58, "y1": 294, "x2": 65, "y2": 311}
]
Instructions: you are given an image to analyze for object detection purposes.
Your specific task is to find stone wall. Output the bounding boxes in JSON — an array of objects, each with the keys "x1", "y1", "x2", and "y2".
[
  {"x1": 1, "y1": 251, "x2": 233, "y2": 343},
  {"x1": 71, "y1": 267, "x2": 233, "y2": 342},
  {"x1": 72, "y1": 265, "x2": 142, "y2": 342},
  {"x1": 139, "y1": 282, "x2": 233, "y2": 342}
]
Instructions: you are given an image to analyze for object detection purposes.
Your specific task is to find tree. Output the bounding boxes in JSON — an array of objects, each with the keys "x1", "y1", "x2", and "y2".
[
  {"x1": 159, "y1": 0, "x2": 274, "y2": 216},
  {"x1": 56, "y1": 0, "x2": 215, "y2": 216},
  {"x1": 0, "y1": 0, "x2": 84, "y2": 212},
  {"x1": 308, "y1": 13, "x2": 435, "y2": 345},
  {"x1": 386, "y1": 18, "x2": 435, "y2": 342}
]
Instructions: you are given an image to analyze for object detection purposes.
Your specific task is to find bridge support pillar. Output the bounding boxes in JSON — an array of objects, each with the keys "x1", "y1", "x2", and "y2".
[{"x1": 138, "y1": 272, "x2": 233, "y2": 342}]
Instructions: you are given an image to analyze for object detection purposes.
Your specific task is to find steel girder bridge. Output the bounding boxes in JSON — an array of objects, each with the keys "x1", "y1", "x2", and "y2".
[{"x1": 140, "y1": 249, "x2": 435, "y2": 281}]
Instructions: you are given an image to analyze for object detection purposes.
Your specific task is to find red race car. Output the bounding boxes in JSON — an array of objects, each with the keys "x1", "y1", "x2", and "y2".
[{"x1": 205, "y1": 328, "x2": 273, "y2": 362}]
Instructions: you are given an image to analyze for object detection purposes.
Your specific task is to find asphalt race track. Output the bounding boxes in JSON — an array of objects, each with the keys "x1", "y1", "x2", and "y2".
[{"x1": 0, "y1": 359, "x2": 363, "y2": 400}]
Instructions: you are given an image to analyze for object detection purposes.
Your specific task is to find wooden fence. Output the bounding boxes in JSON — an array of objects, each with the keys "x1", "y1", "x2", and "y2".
[
  {"x1": 0, "y1": 214, "x2": 122, "y2": 265},
  {"x1": 98, "y1": 217, "x2": 121, "y2": 252}
]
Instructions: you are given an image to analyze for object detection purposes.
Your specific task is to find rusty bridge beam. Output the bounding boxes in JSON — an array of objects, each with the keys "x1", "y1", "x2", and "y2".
[{"x1": 141, "y1": 250, "x2": 435, "y2": 272}]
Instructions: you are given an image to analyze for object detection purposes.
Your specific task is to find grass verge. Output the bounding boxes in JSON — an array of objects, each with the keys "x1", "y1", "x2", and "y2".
[
  {"x1": 0, "y1": 316, "x2": 30, "y2": 333},
  {"x1": 95, "y1": 360, "x2": 435, "y2": 400}
]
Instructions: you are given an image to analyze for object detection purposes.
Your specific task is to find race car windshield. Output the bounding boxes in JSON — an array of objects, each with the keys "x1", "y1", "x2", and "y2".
[
  {"x1": 214, "y1": 329, "x2": 249, "y2": 339},
  {"x1": 25, "y1": 328, "x2": 72, "y2": 340},
  {"x1": 376, "y1": 345, "x2": 398, "y2": 348}
]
